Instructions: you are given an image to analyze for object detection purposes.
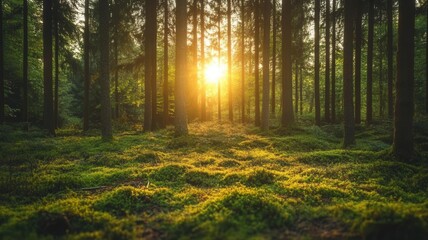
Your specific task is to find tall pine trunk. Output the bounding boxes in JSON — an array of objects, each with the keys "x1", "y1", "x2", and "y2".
[
  {"x1": 314, "y1": 0, "x2": 320, "y2": 125},
  {"x1": 343, "y1": 0, "x2": 355, "y2": 147},
  {"x1": 83, "y1": 0, "x2": 90, "y2": 131},
  {"x1": 271, "y1": 0, "x2": 277, "y2": 116},
  {"x1": 261, "y1": 0, "x2": 270, "y2": 131},
  {"x1": 393, "y1": 0, "x2": 415, "y2": 160},
  {"x1": 43, "y1": 0, "x2": 55, "y2": 135},
  {"x1": 175, "y1": 0, "x2": 189, "y2": 136},
  {"x1": 354, "y1": 1, "x2": 362, "y2": 125},
  {"x1": 295, "y1": 62, "x2": 298, "y2": 115},
  {"x1": 113, "y1": 3, "x2": 119, "y2": 119},
  {"x1": 217, "y1": 0, "x2": 221, "y2": 121},
  {"x1": 281, "y1": 0, "x2": 294, "y2": 126},
  {"x1": 189, "y1": 0, "x2": 198, "y2": 120},
  {"x1": 331, "y1": 0, "x2": 336, "y2": 123},
  {"x1": 254, "y1": 0, "x2": 260, "y2": 126},
  {"x1": 325, "y1": 0, "x2": 331, "y2": 123},
  {"x1": 241, "y1": 0, "x2": 245, "y2": 123},
  {"x1": 366, "y1": 0, "x2": 374, "y2": 124},
  {"x1": 23, "y1": 0, "x2": 28, "y2": 124},
  {"x1": 99, "y1": 0, "x2": 112, "y2": 140},
  {"x1": 163, "y1": 0, "x2": 169, "y2": 127},
  {"x1": 0, "y1": 0, "x2": 3, "y2": 124},
  {"x1": 54, "y1": 0, "x2": 59, "y2": 129},
  {"x1": 227, "y1": 0, "x2": 233, "y2": 121},
  {"x1": 201, "y1": 0, "x2": 206, "y2": 121},
  {"x1": 387, "y1": 0, "x2": 394, "y2": 118}
]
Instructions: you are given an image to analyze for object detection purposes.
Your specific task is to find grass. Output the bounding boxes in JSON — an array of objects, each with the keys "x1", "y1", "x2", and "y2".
[{"x1": 0, "y1": 120, "x2": 427, "y2": 239}]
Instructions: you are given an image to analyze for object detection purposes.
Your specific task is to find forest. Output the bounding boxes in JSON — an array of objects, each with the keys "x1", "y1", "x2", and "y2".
[{"x1": 0, "y1": 0, "x2": 428, "y2": 239}]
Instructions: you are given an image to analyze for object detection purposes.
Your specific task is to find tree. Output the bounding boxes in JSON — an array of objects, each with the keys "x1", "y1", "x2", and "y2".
[
  {"x1": 366, "y1": 0, "x2": 374, "y2": 124},
  {"x1": 54, "y1": 0, "x2": 59, "y2": 128},
  {"x1": 113, "y1": 2, "x2": 119, "y2": 119},
  {"x1": 227, "y1": 0, "x2": 233, "y2": 122},
  {"x1": 189, "y1": 0, "x2": 198, "y2": 120},
  {"x1": 343, "y1": 0, "x2": 355, "y2": 147},
  {"x1": 22, "y1": 0, "x2": 28, "y2": 124},
  {"x1": 163, "y1": 0, "x2": 169, "y2": 127},
  {"x1": 217, "y1": 0, "x2": 221, "y2": 121},
  {"x1": 83, "y1": 0, "x2": 90, "y2": 131},
  {"x1": 271, "y1": 0, "x2": 277, "y2": 116},
  {"x1": 261, "y1": 0, "x2": 270, "y2": 131},
  {"x1": 325, "y1": 0, "x2": 331, "y2": 123},
  {"x1": 144, "y1": 0, "x2": 157, "y2": 131},
  {"x1": 241, "y1": 0, "x2": 245, "y2": 123},
  {"x1": 354, "y1": 0, "x2": 362, "y2": 125},
  {"x1": 43, "y1": 0, "x2": 55, "y2": 135},
  {"x1": 201, "y1": 0, "x2": 206, "y2": 121},
  {"x1": 331, "y1": 0, "x2": 336, "y2": 123},
  {"x1": 99, "y1": 0, "x2": 112, "y2": 140},
  {"x1": 281, "y1": 0, "x2": 294, "y2": 126},
  {"x1": 254, "y1": 0, "x2": 260, "y2": 126},
  {"x1": 387, "y1": 0, "x2": 394, "y2": 118},
  {"x1": 314, "y1": 0, "x2": 320, "y2": 125},
  {"x1": 0, "y1": 0, "x2": 3, "y2": 124},
  {"x1": 393, "y1": 0, "x2": 415, "y2": 160},
  {"x1": 175, "y1": 0, "x2": 188, "y2": 136},
  {"x1": 426, "y1": 1, "x2": 428, "y2": 114}
]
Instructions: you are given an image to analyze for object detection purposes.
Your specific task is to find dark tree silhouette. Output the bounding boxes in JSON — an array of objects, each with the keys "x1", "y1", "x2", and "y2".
[
  {"x1": 261, "y1": 0, "x2": 270, "y2": 131},
  {"x1": 271, "y1": 0, "x2": 277, "y2": 116},
  {"x1": 331, "y1": 0, "x2": 336, "y2": 123},
  {"x1": 281, "y1": 0, "x2": 294, "y2": 126},
  {"x1": 0, "y1": 0, "x2": 3, "y2": 124},
  {"x1": 366, "y1": 0, "x2": 374, "y2": 124},
  {"x1": 83, "y1": 0, "x2": 90, "y2": 131},
  {"x1": 314, "y1": 0, "x2": 320, "y2": 125},
  {"x1": 227, "y1": 0, "x2": 233, "y2": 122},
  {"x1": 354, "y1": 1, "x2": 362, "y2": 125},
  {"x1": 387, "y1": 0, "x2": 394, "y2": 118},
  {"x1": 43, "y1": 0, "x2": 55, "y2": 135},
  {"x1": 201, "y1": 0, "x2": 206, "y2": 121},
  {"x1": 241, "y1": 0, "x2": 245, "y2": 123},
  {"x1": 163, "y1": 0, "x2": 169, "y2": 127},
  {"x1": 22, "y1": 0, "x2": 28, "y2": 124},
  {"x1": 325, "y1": 0, "x2": 331, "y2": 123},
  {"x1": 254, "y1": 0, "x2": 260, "y2": 126}
]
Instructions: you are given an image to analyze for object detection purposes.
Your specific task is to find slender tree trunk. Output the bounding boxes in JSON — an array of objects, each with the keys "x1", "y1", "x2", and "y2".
[
  {"x1": 218, "y1": 0, "x2": 221, "y2": 121},
  {"x1": 380, "y1": 37, "x2": 384, "y2": 117},
  {"x1": 114, "y1": 4, "x2": 119, "y2": 119},
  {"x1": 163, "y1": 0, "x2": 169, "y2": 127},
  {"x1": 43, "y1": 0, "x2": 55, "y2": 135},
  {"x1": 387, "y1": 0, "x2": 394, "y2": 118},
  {"x1": 241, "y1": 0, "x2": 245, "y2": 123},
  {"x1": 175, "y1": 0, "x2": 188, "y2": 136},
  {"x1": 343, "y1": 0, "x2": 355, "y2": 147},
  {"x1": 189, "y1": 0, "x2": 198, "y2": 120},
  {"x1": 83, "y1": 0, "x2": 90, "y2": 131},
  {"x1": 331, "y1": 0, "x2": 336, "y2": 123},
  {"x1": 300, "y1": 66, "x2": 303, "y2": 115},
  {"x1": 151, "y1": 5, "x2": 158, "y2": 128},
  {"x1": 99, "y1": 0, "x2": 112, "y2": 140},
  {"x1": 23, "y1": 0, "x2": 28, "y2": 124},
  {"x1": 227, "y1": 0, "x2": 233, "y2": 122},
  {"x1": 271, "y1": 0, "x2": 277, "y2": 116},
  {"x1": 354, "y1": 1, "x2": 362, "y2": 125},
  {"x1": 426, "y1": 1, "x2": 428, "y2": 114},
  {"x1": 325, "y1": 0, "x2": 331, "y2": 123},
  {"x1": 54, "y1": 0, "x2": 59, "y2": 129},
  {"x1": 201, "y1": 0, "x2": 206, "y2": 121},
  {"x1": 295, "y1": 62, "x2": 299, "y2": 115},
  {"x1": 261, "y1": 0, "x2": 270, "y2": 131},
  {"x1": 366, "y1": 0, "x2": 374, "y2": 124},
  {"x1": 314, "y1": 0, "x2": 320, "y2": 125},
  {"x1": 254, "y1": 0, "x2": 260, "y2": 126},
  {"x1": 281, "y1": 0, "x2": 294, "y2": 126},
  {"x1": 0, "y1": 0, "x2": 3, "y2": 124},
  {"x1": 393, "y1": 0, "x2": 414, "y2": 160}
]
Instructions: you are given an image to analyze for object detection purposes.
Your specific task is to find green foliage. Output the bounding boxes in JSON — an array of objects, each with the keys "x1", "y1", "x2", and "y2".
[{"x1": 246, "y1": 169, "x2": 275, "y2": 187}]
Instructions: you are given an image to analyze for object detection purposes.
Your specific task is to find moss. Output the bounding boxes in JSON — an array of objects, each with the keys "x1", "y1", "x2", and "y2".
[
  {"x1": 184, "y1": 171, "x2": 220, "y2": 188},
  {"x1": 149, "y1": 164, "x2": 187, "y2": 182},
  {"x1": 246, "y1": 169, "x2": 275, "y2": 187},
  {"x1": 133, "y1": 152, "x2": 160, "y2": 164},
  {"x1": 218, "y1": 160, "x2": 241, "y2": 168}
]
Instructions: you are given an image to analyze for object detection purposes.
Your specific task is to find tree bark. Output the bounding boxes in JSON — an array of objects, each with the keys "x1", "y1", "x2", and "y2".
[
  {"x1": 217, "y1": 0, "x2": 221, "y2": 121},
  {"x1": 83, "y1": 0, "x2": 90, "y2": 131},
  {"x1": 163, "y1": 0, "x2": 169, "y2": 127},
  {"x1": 295, "y1": 62, "x2": 299, "y2": 115},
  {"x1": 314, "y1": 0, "x2": 320, "y2": 125},
  {"x1": 271, "y1": 0, "x2": 277, "y2": 116},
  {"x1": 0, "y1": 0, "x2": 3, "y2": 124},
  {"x1": 254, "y1": 0, "x2": 260, "y2": 126},
  {"x1": 227, "y1": 0, "x2": 233, "y2": 122},
  {"x1": 99, "y1": 0, "x2": 112, "y2": 140},
  {"x1": 22, "y1": 0, "x2": 28, "y2": 124},
  {"x1": 261, "y1": 0, "x2": 270, "y2": 131},
  {"x1": 175, "y1": 0, "x2": 189, "y2": 136},
  {"x1": 300, "y1": 66, "x2": 303, "y2": 115},
  {"x1": 113, "y1": 3, "x2": 119, "y2": 119},
  {"x1": 201, "y1": 0, "x2": 206, "y2": 121},
  {"x1": 343, "y1": 0, "x2": 355, "y2": 147},
  {"x1": 241, "y1": 0, "x2": 245, "y2": 123},
  {"x1": 366, "y1": 0, "x2": 374, "y2": 124},
  {"x1": 54, "y1": 0, "x2": 59, "y2": 129},
  {"x1": 325, "y1": 0, "x2": 331, "y2": 123},
  {"x1": 387, "y1": 0, "x2": 394, "y2": 118},
  {"x1": 354, "y1": 1, "x2": 362, "y2": 125},
  {"x1": 393, "y1": 0, "x2": 415, "y2": 160},
  {"x1": 281, "y1": 0, "x2": 294, "y2": 126},
  {"x1": 43, "y1": 0, "x2": 55, "y2": 135},
  {"x1": 331, "y1": 0, "x2": 336, "y2": 123}
]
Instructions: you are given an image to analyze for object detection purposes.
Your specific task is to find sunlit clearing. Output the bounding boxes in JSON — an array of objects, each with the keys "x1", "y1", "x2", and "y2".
[{"x1": 205, "y1": 61, "x2": 226, "y2": 85}]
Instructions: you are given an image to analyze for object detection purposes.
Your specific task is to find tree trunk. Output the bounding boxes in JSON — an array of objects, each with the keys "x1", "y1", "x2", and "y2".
[
  {"x1": 343, "y1": 0, "x2": 355, "y2": 147},
  {"x1": 241, "y1": 0, "x2": 245, "y2": 123},
  {"x1": 83, "y1": 0, "x2": 90, "y2": 131},
  {"x1": 300, "y1": 66, "x2": 303, "y2": 115},
  {"x1": 271, "y1": 0, "x2": 277, "y2": 116},
  {"x1": 163, "y1": 0, "x2": 169, "y2": 127},
  {"x1": 366, "y1": 0, "x2": 374, "y2": 124},
  {"x1": 144, "y1": 0, "x2": 157, "y2": 131},
  {"x1": 54, "y1": 0, "x2": 59, "y2": 129},
  {"x1": 254, "y1": 0, "x2": 260, "y2": 126},
  {"x1": 331, "y1": 0, "x2": 336, "y2": 123},
  {"x1": 217, "y1": 0, "x2": 221, "y2": 121},
  {"x1": 261, "y1": 0, "x2": 270, "y2": 131},
  {"x1": 114, "y1": 3, "x2": 119, "y2": 119},
  {"x1": 227, "y1": 0, "x2": 233, "y2": 122},
  {"x1": 393, "y1": 0, "x2": 414, "y2": 160},
  {"x1": 426, "y1": 1, "x2": 428, "y2": 114},
  {"x1": 295, "y1": 62, "x2": 298, "y2": 115},
  {"x1": 387, "y1": 0, "x2": 394, "y2": 118},
  {"x1": 0, "y1": 0, "x2": 3, "y2": 124},
  {"x1": 189, "y1": 0, "x2": 198, "y2": 120},
  {"x1": 43, "y1": 0, "x2": 55, "y2": 135},
  {"x1": 175, "y1": 0, "x2": 189, "y2": 136},
  {"x1": 201, "y1": 0, "x2": 206, "y2": 121},
  {"x1": 281, "y1": 0, "x2": 294, "y2": 126},
  {"x1": 325, "y1": 0, "x2": 331, "y2": 123},
  {"x1": 314, "y1": 0, "x2": 320, "y2": 125},
  {"x1": 23, "y1": 0, "x2": 28, "y2": 124},
  {"x1": 99, "y1": 0, "x2": 112, "y2": 140},
  {"x1": 354, "y1": 1, "x2": 361, "y2": 125}
]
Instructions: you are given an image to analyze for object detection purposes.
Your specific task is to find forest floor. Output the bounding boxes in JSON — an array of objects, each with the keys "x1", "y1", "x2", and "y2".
[{"x1": 1, "y1": 118, "x2": 428, "y2": 239}]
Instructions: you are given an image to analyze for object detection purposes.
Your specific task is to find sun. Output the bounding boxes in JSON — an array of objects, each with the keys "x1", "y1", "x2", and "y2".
[{"x1": 204, "y1": 61, "x2": 226, "y2": 85}]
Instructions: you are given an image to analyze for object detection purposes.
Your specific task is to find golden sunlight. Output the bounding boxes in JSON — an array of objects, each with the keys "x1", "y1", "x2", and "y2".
[{"x1": 204, "y1": 61, "x2": 226, "y2": 85}]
